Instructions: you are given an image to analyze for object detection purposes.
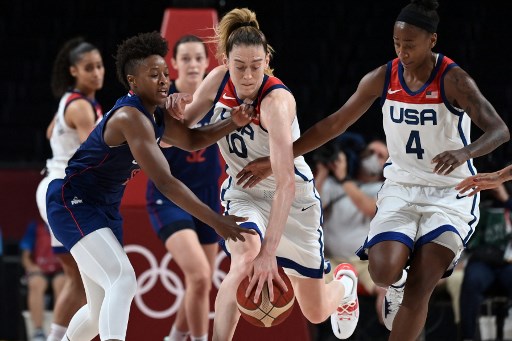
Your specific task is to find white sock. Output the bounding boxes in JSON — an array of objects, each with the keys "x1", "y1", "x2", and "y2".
[
  {"x1": 47, "y1": 323, "x2": 67, "y2": 341},
  {"x1": 191, "y1": 334, "x2": 208, "y2": 341},
  {"x1": 338, "y1": 274, "x2": 354, "y2": 298},
  {"x1": 391, "y1": 269, "x2": 407, "y2": 288},
  {"x1": 169, "y1": 325, "x2": 189, "y2": 341}
]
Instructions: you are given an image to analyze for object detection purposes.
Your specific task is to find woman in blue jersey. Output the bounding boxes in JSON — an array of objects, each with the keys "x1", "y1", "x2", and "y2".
[
  {"x1": 45, "y1": 31, "x2": 254, "y2": 341},
  {"x1": 145, "y1": 35, "x2": 219, "y2": 341},
  {"x1": 35, "y1": 37, "x2": 104, "y2": 341},
  {"x1": 236, "y1": 0, "x2": 510, "y2": 340},
  {"x1": 170, "y1": 8, "x2": 360, "y2": 341}
]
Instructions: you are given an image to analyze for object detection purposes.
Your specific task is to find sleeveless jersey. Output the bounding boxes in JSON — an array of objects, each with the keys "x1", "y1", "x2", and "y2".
[
  {"x1": 64, "y1": 92, "x2": 164, "y2": 206},
  {"x1": 46, "y1": 90, "x2": 103, "y2": 178},
  {"x1": 146, "y1": 82, "x2": 220, "y2": 203},
  {"x1": 381, "y1": 54, "x2": 476, "y2": 186},
  {"x1": 210, "y1": 72, "x2": 313, "y2": 192}
]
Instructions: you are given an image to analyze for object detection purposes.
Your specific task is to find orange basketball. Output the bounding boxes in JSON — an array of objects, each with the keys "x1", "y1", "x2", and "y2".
[{"x1": 236, "y1": 266, "x2": 295, "y2": 327}]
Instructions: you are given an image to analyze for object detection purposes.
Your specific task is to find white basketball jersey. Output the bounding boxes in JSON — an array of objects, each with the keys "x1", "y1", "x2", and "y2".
[
  {"x1": 211, "y1": 72, "x2": 313, "y2": 192},
  {"x1": 381, "y1": 54, "x2": 476, "y2": 186},
  {"x1": 46, "y1": 91, "x2": 102, "y2": 178}
]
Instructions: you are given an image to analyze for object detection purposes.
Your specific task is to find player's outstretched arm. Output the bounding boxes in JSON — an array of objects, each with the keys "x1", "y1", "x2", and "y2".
[{"x1": 456, "y1": 164, "x2": 512, "y2": 196}]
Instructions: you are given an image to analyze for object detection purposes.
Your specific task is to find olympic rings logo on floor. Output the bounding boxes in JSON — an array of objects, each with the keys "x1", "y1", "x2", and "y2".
[{"x1": 124, "y1": 244, "x2": 228, "y2": 319}]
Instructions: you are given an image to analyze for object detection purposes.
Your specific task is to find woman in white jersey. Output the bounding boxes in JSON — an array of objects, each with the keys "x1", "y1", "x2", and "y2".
[
  {"x1": 170, "y1": 8, "x2": 360, "y2": 341},
  {"x1": 236, "y1": 1, "x2": 510, "y2": 340},
  {"x1": 35, "y1": 37, "x2": 104, "y2": 341}
]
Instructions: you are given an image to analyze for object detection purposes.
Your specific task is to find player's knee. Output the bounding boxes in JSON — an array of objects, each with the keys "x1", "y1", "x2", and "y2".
[
  {"x1": 186, "y1": 271, "x2": 212, "y2": 295},
  {"x1": 368, "y1": 263, "x2": 402, "y2": 287},
  {"x1": 116, "y1": 266, "x2": 137, "y2": 298}
]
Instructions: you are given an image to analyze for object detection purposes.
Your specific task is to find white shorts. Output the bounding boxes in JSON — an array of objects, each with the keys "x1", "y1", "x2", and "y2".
[
  {"x1": 357, "y1": 180, "x2": 480, "y2": 273},
  {"x1": 220, "y1": 177, "x2": 328, "y2": 279},
  {"x1": 36, "y1": 174, "x2": 65, "y2": 249}
]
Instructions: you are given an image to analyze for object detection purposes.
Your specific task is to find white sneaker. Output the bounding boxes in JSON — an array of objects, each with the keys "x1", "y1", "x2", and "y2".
[
  {"x1": 330, "y1": 263, "x2": 359, "y2": 339},
  {"x1": 382, "y1": 272, "x2": 407, "y2": 331}
]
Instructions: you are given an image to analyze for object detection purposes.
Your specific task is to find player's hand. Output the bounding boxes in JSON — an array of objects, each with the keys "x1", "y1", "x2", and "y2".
[
  {"x1": 231, "y1": 99, "x2": 255, "y2": 127},
  {"x1": 246, "y1": 254, "x2": 288, "y2": 303},
  {"x1": 165, "y1": 93, "x2": 192, "y2": 121},
  {"x1": 236, "y1": 156, "x2": 272, "y2": 188},
  {"x1": 432, "y1": 148, "x2": 470, "y2": 175},
  {"x1": 455, "y1": 172, "x2": 503, "y2": 197},
  {"x1": 213, "y1": 214, "x2": 255, "y2": 242}
]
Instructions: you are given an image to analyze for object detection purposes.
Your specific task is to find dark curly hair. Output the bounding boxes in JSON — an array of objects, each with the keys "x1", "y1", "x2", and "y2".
[
  {"x1": 115, "y1": 31, "x2": 169, "y2": 90},
  {"x1": 51, "y1": 37, "x2": 99, "y2": 98}
]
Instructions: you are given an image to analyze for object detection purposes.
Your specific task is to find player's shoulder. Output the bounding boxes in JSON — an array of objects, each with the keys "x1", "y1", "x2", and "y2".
[{"x1": 207, "y1": 65, "x2": 229, "y2": 82}]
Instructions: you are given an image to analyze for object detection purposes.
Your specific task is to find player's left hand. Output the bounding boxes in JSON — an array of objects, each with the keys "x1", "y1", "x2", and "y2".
[
  {"x1": 165, "y1": 93, "x2": 192, "y2": 121},
  {"x1": 432, "y1": 148, "x2": 470, "y2": 175},
  {"x1": 246, "y1": 253, "x2": 288, "y2": 303}
]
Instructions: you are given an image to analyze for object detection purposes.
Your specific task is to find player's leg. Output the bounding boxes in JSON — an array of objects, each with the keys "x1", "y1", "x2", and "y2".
[
  {"x1": 165, "y1": 229, "x2": 212, "y2": 340},
  {"x1": 290, "y1": 275, "x2": 346, "y2": 323},
  {"x1": 50, "y1": 272, "x2": 65, "y2": 302},
  {"x1": 48, "y1": 253, "x2": 86, "y2": 341},
  {"x1": 68, "y1": 228, "x2": 137, "y2": 341},
  {"x1": 26, "y1": 272, "x2": 48, "y2": 335},
  {"x1": 212, "y1": 232, "x2": 260, "y2": 341},
  {"x1": 389, "y1": 242, "x2": 454, "y2": 341}
]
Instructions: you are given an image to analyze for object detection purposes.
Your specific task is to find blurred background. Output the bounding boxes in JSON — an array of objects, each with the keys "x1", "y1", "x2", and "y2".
[
  {"x1": 1, "y1": 1, "x2": 511, "y2": 340},
  {"x1": 0, "y1": 0, "x2": 510, "y2": 168}
]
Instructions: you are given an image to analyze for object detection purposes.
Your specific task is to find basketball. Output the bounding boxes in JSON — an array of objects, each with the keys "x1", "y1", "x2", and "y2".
[{"x1": 236, "y1": 266, "x2": 295, "y2": 328}]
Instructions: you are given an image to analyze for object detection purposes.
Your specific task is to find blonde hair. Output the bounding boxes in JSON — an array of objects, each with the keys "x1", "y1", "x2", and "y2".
[{"x1": 214, "y1": 8, "x2": 274, "y2": 75}]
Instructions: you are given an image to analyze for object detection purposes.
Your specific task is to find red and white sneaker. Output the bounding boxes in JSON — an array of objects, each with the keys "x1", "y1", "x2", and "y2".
[{"x1": 330, "y1": 263, "x2": 359, "y2": 339}]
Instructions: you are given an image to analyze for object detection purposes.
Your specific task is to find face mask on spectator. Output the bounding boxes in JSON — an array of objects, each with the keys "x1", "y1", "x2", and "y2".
[{"x1": 361, "y1": 153, "x2": 382, "y2": 176}]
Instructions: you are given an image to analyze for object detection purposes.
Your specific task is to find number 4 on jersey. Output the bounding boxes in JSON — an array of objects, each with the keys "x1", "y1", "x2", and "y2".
[{"x1": 406, "y1": 130, "x2": 425, "y2": 159}]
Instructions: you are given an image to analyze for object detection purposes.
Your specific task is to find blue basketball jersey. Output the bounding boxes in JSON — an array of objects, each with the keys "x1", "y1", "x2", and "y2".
[
  {"x1": 46, "y1": 91, "x2": 165, "y2": 250},
  {"x1": 64, "y1": 91, "x2": 165, "y2": 206},
  {"x1": 146, "y1": 81, "x2": 221, "y2": 202}
]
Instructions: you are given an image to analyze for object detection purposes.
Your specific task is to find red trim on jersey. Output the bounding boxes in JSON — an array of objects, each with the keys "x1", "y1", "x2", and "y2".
[
  {"x1": 386, "y1": 56, "x2": 455, "y2": 105},
  {"x1": 65, "y1": 91, "x2": 103, "y2": 119},
  {"x1": 217, "y1": 73, "x2": 287, "y2": 125}
]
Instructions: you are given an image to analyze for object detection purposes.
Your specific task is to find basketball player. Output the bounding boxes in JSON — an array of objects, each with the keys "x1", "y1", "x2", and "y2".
[
  {"x1": 35, "y1": 37, "x2": 104, "y2": 341},
  {"x1": 235, "y1": 1, "x2": 510, "y2": 339},
  {"x1": 145, "y1": 35, "x2": 218, "y2": 341},
  {"x1": 168, "y1": 8, "x2": 360, "y2": 341},
  {"x1": 45, "y1": 31, "x2": 255, "y2": 341}
]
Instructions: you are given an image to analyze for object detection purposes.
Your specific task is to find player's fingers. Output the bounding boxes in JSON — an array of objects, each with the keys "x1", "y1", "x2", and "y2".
[
  {"x1": 443, "y1": 164, "x2": 456, "y2": 175},
  {"x1": 236, "y1": 172, "x2": 252, "y2": 185},
  {"x1": 245, "y1": 275, "x2": 258, "y2": 297},
  {"x1": 253, "y1": 278, "x2": 266, "y2": 303},
  {"x1": 267, "y1": 275, "x2": 275, "y2": 302},
  {"x1": 457, "y1": 185, "x2": 473, "y2": 194},
  {"x1": 233, "y1": 216, "x2": 249, "y2": 223}
]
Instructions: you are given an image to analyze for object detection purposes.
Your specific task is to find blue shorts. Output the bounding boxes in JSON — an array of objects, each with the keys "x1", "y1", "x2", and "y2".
[
  {"x1": 46, "y1": 179, "x2": 124, "y2": 251},
  {"x1": 146, "y1": 185, "x2": 220, "y2": 245}
]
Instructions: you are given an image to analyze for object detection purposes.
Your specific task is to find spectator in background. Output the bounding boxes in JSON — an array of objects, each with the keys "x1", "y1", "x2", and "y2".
[
  {"x1": 314, "y1": 140, "x2": 386, "y2": 325},
  {"x1": 145, "y1": 35, "x2": 219, "y2": 341},
  {"x1": 459, "y1": 183, "x2": 512, "y2": 340},
  {"x1": 20, "y1": 220, "x2": 64, "y2": 341},
  {"x1": 368, "y1": 139, "x2": 390, "y2": 168},
  {"x1": 35, "y1": 37, "x2": 104, "y2": 341}
]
